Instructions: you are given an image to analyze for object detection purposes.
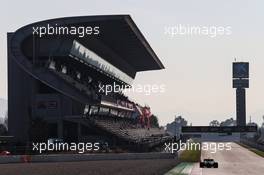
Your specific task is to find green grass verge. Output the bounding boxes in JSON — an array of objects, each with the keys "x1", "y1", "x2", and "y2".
[
  {"x1": 179, "y1": 142, "x2": 201, "y2": 162},
  {"x1": 164, "y1": 162, "x2": 194, "y2": 175},
  {"x1": 238, "y1": 142, "x2": 264, "y2": 158}
]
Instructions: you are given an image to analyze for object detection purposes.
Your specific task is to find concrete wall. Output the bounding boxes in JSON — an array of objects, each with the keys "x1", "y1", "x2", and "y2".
[{"x1": 0, "y1": 152, "x2": 176, "y2": 164}]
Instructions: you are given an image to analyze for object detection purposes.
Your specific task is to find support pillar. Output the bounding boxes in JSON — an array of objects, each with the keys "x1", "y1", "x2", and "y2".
[
  {"x1": 236, "y1": 88, "x2": 246, "y2": 126},
  {"x1": 57, "y1": 120, "x2": 63, "y2": 139}
]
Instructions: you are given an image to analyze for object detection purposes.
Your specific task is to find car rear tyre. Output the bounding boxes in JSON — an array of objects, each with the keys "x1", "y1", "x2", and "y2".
[{"x1": 213, "y1": 163, "x2": 218, "y2": 168}]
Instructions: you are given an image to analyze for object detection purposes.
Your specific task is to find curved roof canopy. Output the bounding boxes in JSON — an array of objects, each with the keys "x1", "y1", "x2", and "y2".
[{"x1": 13, "y1": 15, "x2": 164, "y2": 79}]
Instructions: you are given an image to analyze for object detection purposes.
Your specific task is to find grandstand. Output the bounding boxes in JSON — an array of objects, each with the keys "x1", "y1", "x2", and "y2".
[{"x1": 8, "y1": 15, "x2": 171, "y2": 152}]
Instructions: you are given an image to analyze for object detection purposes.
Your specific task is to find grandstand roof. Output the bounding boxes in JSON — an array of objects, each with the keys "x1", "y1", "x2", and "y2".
[{"x1": 14, "y1": 15, "x2": 164, "y2": 78}]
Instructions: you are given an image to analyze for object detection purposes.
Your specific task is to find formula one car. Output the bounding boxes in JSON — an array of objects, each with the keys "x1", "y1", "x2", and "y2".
[{"x1": 200, "y1": 159, "x2": 218, "y2": 168}]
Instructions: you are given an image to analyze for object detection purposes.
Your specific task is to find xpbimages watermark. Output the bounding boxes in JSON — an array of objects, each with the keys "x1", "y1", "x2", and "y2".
[
  {"x1": 164, "y1": 24, "x2": 232, "y2": 38},
  {"x1": 98, "y1": 82, "x2": 166, "y2": 95},
  {"x1": 32, "y1": 24, "x2": 100, "y2": 37},
  {"x1": 32, "y1": 141, "x2": 100, "y2": 154},
  {"x1": 164, "y1": 141, "x2": 232, "y2": 154}
]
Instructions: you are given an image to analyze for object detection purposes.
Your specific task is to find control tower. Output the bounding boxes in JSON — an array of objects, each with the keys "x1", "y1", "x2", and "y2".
[{"x1": 232, "y1": 62, "x2": 249, "y2": 126}]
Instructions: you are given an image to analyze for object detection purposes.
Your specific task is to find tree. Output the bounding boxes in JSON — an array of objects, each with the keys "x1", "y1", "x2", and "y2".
[
  {"x1": 4, "y1": 111, "x2": 8, "y2": 130},
  {"x1": 0, "y1": 124, "x2": 7, "y2": 135},
  {"x1": 175, "y1": 116, "x2": 187, "y2": 126},
  {"x1": 209, "y1": 120, "x2": 220, "y2": 126},
  {"x1": 220, "y1": 118, "x2": 236, "y2": 126},
  {"x1": 150, "y1": 115, "x2": 159, "y2": 128}
]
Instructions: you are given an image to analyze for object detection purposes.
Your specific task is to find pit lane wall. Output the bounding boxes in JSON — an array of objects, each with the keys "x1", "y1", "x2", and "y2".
[{"x1": 0, "y1": 152, "x2": 177, "y2": 164}]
